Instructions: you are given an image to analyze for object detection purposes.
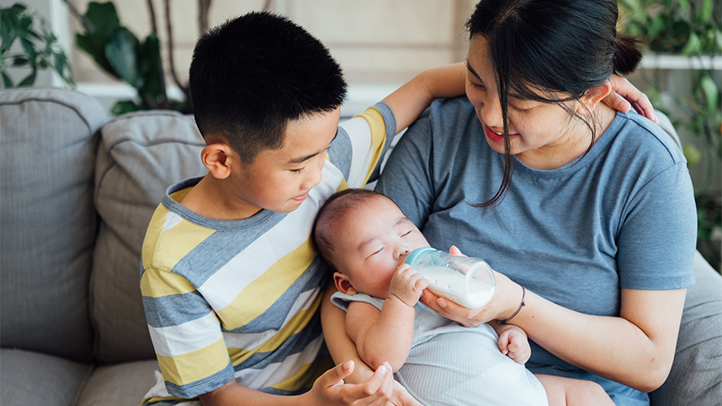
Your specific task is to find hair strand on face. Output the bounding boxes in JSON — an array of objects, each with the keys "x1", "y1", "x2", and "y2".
[{"x1": 466, "y1": 0, "x2": 642, "y2": 208}]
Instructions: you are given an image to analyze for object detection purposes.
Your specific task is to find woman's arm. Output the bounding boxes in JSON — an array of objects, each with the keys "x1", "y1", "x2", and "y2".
[
  {"x1": 422, "y1": 275, "x2": 686, "y2": 392},
  {"x1": 515, "y1": 282, "x2": 685, "y2": 392}
]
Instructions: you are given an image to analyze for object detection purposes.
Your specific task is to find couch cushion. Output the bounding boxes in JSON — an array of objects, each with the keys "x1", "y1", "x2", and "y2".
[
  {"x1": 0, "y1": 88, "x2": 107, "y2": 362},
  {"x1": 75, "y1": 360, "x2": 158, "y2": 406},
  {"x1": 0, "y1": 348, "x2": 93, "y2": 406},
  {"x1": 92, "y1": 111, "x2": 206, "y2": 364},
  {"x1": 649, "y1": 252, "x2": 722, "y2": 406}
]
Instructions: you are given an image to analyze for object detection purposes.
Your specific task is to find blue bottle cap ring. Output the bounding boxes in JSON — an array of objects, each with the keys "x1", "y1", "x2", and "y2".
[{"x1": 404, "y1": 247, "x2": 437, "y2": 266}]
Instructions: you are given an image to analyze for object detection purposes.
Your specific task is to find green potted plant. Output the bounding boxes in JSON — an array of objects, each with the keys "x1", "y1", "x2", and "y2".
[
  {"x1": 1, "y1": 2, "x2": 74, "y2": 88},
  {"x1": 62, "y1": 0, "x2": 214, "y2": 115}
]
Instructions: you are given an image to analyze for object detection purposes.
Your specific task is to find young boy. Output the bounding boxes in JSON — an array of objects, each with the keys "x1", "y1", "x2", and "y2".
[
  {"x1": 139, "y1": 11, "x2": 466, "y2": 406},
  {"x1": 312, "y1": 188, "x2": 616, "y2": 406}
]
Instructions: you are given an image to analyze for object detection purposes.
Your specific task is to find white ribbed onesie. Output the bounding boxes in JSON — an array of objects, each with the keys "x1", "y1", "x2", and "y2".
[{"x1": 331, "y1": 292, "x2": 548, "y2": 406}]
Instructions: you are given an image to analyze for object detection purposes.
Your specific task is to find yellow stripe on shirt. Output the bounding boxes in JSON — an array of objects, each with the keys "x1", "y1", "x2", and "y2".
[
  {"x1": 355, "y1": 106, "x2": 388, "y2": 185},
  {"x1": 157, "y1": 337, "x2": 230, "y2": 387},
  {"x1": 336, "y1": 178, "x2": 350, "y2": 193},
  {"x1": 216, "y1": 238, "x2": 317, "y2": 330},
  {"x1": 141, "y1": 214, "x2": 216, "y2": 298},
  {"x1": 226, "y1": 293, "x2": 324, "y2": 365}
]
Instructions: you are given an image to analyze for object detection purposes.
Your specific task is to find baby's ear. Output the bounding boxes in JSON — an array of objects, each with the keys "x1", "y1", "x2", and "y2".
[{"x1": 333, "y1": 272, "x2": 357, "y2": 295}]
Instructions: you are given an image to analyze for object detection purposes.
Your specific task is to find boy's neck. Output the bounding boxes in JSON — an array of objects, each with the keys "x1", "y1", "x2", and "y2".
[{"x1": 178, "y1": 174, "x2": 262, "y2": 221}]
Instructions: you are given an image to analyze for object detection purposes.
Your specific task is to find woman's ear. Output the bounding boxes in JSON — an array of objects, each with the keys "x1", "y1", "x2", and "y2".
[
  {"x1": 577, "y1": 81, "x2": 612, "y2": 116},
  {"x1": 333, "y1": 272, "x2": 357, "y2": 295},
  {"x1": 201, "y1": 140, "x2": 234, "y2": 180}
]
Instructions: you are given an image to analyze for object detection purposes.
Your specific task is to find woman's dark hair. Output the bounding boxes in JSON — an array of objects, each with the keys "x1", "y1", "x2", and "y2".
[
  {"x1": 466, "y1": 0, "x2": 642, "y2": 207},
  {"x1": 190, "y1": 12, "x2": 346, "y2": 163}
]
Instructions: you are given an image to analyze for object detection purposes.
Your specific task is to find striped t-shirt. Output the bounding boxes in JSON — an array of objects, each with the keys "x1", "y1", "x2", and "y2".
[{"x1": 141, "y1": 103, "x2": 395, "y2": 404}]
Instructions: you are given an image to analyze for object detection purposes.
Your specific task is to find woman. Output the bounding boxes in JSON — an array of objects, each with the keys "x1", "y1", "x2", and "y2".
[{"x1": 373, "y1": 1, "x2": 696, "y2": 405}]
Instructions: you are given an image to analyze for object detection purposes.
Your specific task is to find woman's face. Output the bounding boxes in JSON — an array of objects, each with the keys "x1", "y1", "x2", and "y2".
[{"x1": 465, "y1": 35, "x2": 589, "y2": 170}]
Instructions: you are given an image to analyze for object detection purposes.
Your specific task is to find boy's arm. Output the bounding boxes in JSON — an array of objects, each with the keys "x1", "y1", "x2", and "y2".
[
  {"x1": 198, "y1": 361, "x2": 395, "y2": 406},
  {"x1": 382, "y1": 63, "x2": 466, "y2": 134},
  {"x1": 345, "y1": 298, "x2": 416, "y2": 372}
]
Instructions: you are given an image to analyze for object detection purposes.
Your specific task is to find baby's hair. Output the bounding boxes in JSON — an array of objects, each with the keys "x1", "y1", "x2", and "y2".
[
  {"x1": 312, "y1": 188, "x2": 391, "y2": 271},
  {"x1": 189, "y1": 11, "x2": 346, "y2": 163}
]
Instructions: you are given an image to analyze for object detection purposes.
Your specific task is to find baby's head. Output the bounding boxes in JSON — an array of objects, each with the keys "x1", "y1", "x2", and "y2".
[{"x1": 313, "y1": 189, "x2": 429, "y2": 299}]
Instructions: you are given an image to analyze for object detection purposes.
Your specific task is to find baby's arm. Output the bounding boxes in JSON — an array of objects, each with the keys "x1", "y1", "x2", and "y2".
[
  {"x1": 382, "y1": 63, "x2": 466, "y2": 134},
  {"x1": 347, "y1": 264, "x2": 429, "y2": 372},
  {"x1": 490, "y1": 321, "x2": 532, "y2": 365}
]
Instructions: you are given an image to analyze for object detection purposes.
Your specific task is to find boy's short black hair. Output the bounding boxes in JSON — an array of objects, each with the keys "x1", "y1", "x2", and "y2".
[{"x1": 189, "y1": 12, "x2": 347, "y2": 163}]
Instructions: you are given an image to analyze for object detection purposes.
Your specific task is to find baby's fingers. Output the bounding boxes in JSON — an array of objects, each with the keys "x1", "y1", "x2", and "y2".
[
  {"x1": 507, "y1": 335, "x2": 522, "y2": 353},
  {"x1": 497, "y1": 331, "x2": 510, "y2": 355},
  {"x1": 414, "y1": 276, "x2": 429, "y2": 291}
]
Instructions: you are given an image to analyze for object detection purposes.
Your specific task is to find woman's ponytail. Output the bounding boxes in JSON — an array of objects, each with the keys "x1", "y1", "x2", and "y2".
[{"x1": 612, "y1": 34, "x2": 643, "y2": 75}]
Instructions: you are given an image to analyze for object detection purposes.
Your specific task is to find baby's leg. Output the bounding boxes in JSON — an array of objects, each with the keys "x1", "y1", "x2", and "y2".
[{"x1": 535, "y1": 374, "x2": 614, "y2": 406}]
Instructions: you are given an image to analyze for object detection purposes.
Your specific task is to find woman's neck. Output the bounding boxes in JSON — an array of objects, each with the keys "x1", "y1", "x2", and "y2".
[{"x1": 516, "y1": 104, "x2": 617, "y2": 171}]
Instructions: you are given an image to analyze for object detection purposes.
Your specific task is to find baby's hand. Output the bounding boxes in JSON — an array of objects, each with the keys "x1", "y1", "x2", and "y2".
[
  {"x1": 498, "y1": 325, "x2": 531, "y2": 365},
  {"x1": 389, "y1": 264, "x2": 429, "y2": 307}
]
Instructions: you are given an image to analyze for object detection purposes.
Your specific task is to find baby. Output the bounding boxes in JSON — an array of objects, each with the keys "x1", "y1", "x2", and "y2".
[{"x1": 313, "y1": 188, "x2": 614, "y2": 406}]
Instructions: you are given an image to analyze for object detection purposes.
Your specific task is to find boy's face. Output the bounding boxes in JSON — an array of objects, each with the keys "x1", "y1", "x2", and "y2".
[
  {"x1": 334, "y1": 196, "x2": 429, "y2": 299},
  {"x1": 229, "y1": 108, "x2": 340, "y2": 215}
]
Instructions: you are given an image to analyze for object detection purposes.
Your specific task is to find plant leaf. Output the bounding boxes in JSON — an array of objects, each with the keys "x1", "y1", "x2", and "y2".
[
  {"x1": 681, "y1": 31, "x2": 701, "y2": 55},
  {"x1": 76, "y1": 32, "x2": 116, "y2": 77},
  {"x1": 11, "y1": 55, "x2": 29, "y2": 66},
  {"x1": 697, "y1": 0, "x2": 713, "y2": 24},
  {"x1": 105, "y1": 27, "x2": 141, "y2": 87},
  {"x1": 699, "y1": 74, "x2": 719, "y2": 114},
  {"x1": 84, "y1": 2, "x2": 120, "y2": 40},
  {"x1": 136, "y1": 32, "x2": 163, "y2": 104},
  {"x1": 17, "y1": 15, "x2": 32, "y2": 36},
  {"x1": 0, "y1": 13, "x2": 16, "y2": 53},
  {"x1": 10, "y1": 4, "x2": 27, "y2": 14},
  {"x1": 54, "y1": 53, "x2": 64, "y2": 76},
  {"x1": 20, "y1": 37, "x2": 36, "y2": 62},
  {"x1": 111, "y1": 99, "x2": 139, "y2": 116},
  {"x1": 17, "y1": 69, "x2": 36, "y2": 87},
  {"x1": 1, "y1": 71, "x2": 14, "y2": 88}
]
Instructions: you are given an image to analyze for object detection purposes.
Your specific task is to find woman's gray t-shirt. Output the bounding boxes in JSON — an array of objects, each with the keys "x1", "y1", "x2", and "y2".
[{"x1": 376, "y1": 96, "x2": 697, "y2": 406}]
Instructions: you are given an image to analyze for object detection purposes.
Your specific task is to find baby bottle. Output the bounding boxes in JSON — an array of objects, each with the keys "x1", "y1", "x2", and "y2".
[{"x1": 404, "y1": 247, "x2": 496, "y2": 309}]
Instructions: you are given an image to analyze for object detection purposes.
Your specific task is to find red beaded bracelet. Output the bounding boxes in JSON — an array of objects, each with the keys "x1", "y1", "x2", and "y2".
[{"x1": 499, "y1": 286, "x2": 526, "y2": 324}]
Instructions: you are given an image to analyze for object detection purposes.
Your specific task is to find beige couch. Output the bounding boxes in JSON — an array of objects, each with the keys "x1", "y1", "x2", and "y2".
[{"x1": 1, "y1": 87, "x2": 721, "y2": 406}]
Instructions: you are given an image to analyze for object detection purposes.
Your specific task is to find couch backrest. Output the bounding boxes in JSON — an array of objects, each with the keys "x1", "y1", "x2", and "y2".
[
  {"x1": 91, "y1": 110, "x2": 206, "y2": 364},
  {"x1": 0, "y1": 88, "x2": 107, "y2": 362}
]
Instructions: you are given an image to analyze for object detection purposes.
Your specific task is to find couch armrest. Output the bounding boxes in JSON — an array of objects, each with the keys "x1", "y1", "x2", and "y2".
[{"x1": 649, "y1": 251, "x2": 722, "y2": 406}]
